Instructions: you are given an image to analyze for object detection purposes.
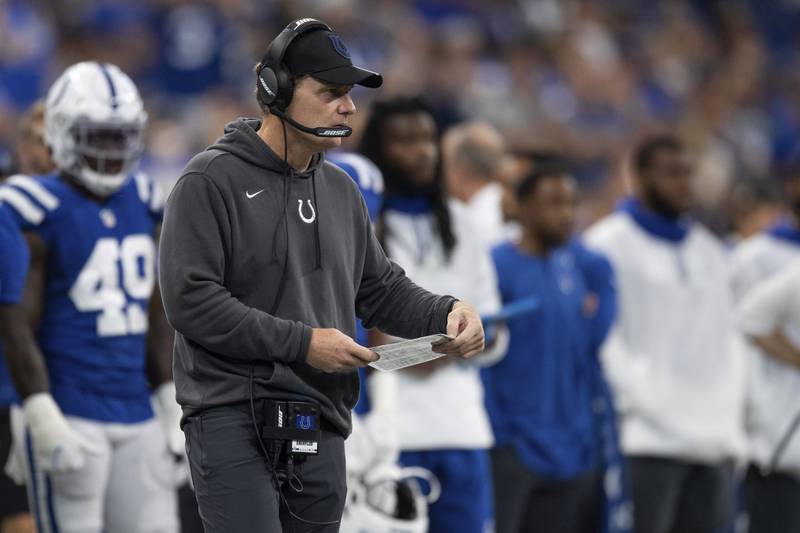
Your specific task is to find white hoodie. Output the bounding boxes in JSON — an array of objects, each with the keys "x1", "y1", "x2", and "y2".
[
  {"x1": 585, "y1": 212, "x2": 747, "y2": 463},
  {"x1": 382, "y1": 202, "x2": 506, "y2": 450},
  {"x1": 731, "y1": 232, "x2": 800, "y2": 474}
]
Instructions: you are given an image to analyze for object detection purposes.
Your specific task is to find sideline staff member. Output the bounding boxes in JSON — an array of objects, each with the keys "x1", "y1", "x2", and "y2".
[
  {"x1": 586, "y1": 135, "x2": 745, "y2": 533},
  {"x1": 159, "y1": 18, "x2": 484, "y2": 532}
]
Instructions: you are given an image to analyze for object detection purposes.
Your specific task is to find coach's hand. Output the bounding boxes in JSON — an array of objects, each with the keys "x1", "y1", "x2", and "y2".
[
  {"x1": 434, "y1": 301, "x2": 485, "y2": 359},
  {"x1": 307, "y1": 328, "x2": 379, "y2": 373}
]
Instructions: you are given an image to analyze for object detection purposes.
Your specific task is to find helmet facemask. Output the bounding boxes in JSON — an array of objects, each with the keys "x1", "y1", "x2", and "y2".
[
  {"x1": 44, "y1": 62, "x2": 149, "y2": 198},
  {"x1": 68, "y1": 119, "x2": 146, "y2": 197}
]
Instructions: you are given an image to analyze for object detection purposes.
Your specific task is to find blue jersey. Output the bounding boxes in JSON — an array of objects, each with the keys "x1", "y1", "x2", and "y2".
[
  {"x1": 0, "y1": 206, "x2": 30, "y2": 406},
  {"x1": 0, "y1": 173, "x2": 163, "y2": 422},
  {"x1": 482, "y1": 242, "x2": 596, "y2": 480}
]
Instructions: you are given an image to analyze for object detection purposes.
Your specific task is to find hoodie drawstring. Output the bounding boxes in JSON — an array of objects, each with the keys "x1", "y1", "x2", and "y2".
[
  {"x1": 268, "y1": 118, "x2": 324, "y2": 314},
  {"x1": 269, "y1": 170, "x2": 291, "y2": 316},
  {"x1": 311, "y1": 172, "x2": 322, "y2": 270}
]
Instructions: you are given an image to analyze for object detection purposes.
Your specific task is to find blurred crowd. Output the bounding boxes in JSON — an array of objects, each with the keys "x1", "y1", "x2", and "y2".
[
  {"x1": 4, "y1": 1, "x2": 800, "y2": 532},
  {"x1": 2, "y1": 0, "x2": 800, "y2": 234}
]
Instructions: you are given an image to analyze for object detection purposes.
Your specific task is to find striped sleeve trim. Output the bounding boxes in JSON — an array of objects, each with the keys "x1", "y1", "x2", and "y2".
[
  {"x1": 335, "y1": 154, "x2": 384, "y2": 194},
  {"x1": 134, "y1": 172, "x2": 164, "y2": 218},
  {"x1": 150, "y1": 181, "x2": 164, "y2": 213},
  {"x1": 0, "y1": 187, "x2": 46, "y2": 225},
  {"x1": 134, "y1": 173, "x2": 150, "y2": 204},
  {"x1": 6, "y1": 175, "x2": 60, "y2": 210}
]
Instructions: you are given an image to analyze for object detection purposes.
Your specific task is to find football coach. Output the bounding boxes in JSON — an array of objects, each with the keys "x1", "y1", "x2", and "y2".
[{"x1": 158, "y1": 18, "x2": 485, "y2": 532}]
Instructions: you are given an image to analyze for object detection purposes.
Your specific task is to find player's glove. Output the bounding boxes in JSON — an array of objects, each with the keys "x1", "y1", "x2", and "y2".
[
  {"x1": 153, "y1": 381, "x2": 185, "y2": 458},
  {"x1": 3, "y1": 439, "x2": 25, "y2": 485},
  {"x1": 153, "y1": 382, "x2": 190, "y2": 487},
  {"x1": 23, "y1": 393, "x2": 101, "y2": 472},
  {"x1": 3, "y1": 406, "x2": 25, "y2": 485}
]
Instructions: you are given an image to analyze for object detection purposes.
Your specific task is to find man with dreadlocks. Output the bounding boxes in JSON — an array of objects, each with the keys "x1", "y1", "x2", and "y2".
[{"x1": 360, "y1": 96, "x2": 507, "y2": 533}]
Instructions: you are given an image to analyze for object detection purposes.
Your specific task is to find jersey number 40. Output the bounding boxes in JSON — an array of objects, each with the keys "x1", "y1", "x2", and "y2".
[{"x1": 68, "y1": 235, "x2": 155, "y2": 337}]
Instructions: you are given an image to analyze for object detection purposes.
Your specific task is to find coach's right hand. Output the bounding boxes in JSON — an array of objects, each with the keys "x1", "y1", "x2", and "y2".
[
  {"x1": 23, "y1": 393, "x2": 102, "y2": 472},
  {"x1": 307, "y1": 328, "x2": 379, "y2": 373}
]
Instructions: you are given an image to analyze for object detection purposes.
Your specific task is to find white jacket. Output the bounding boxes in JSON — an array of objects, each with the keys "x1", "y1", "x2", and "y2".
[
  {"x1": 585, "y1": 212, "x2": 747, "y2": 463},
  {"x1": 383, "y1": 204, "x2": 505, "y2": 450},
  {"x1": 731, "y1": 233, "x2": 800, "y2": 473},
  {"x1": 453, "y1": 183, "x2": 518, "y2": 247},
  {"x1": 730, "y1": 233, "x2": 800, "y2": 301}
]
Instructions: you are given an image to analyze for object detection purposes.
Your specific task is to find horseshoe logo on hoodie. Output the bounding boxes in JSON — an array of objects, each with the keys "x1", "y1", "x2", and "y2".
[{"x1": 298, "y1": 199, "x2": 316, "y2": 224}]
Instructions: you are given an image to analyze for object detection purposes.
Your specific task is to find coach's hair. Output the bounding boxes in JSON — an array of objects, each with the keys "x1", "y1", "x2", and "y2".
[
  {"x1": 515, "y1": 157, "x2": 571, "y2": 201},
  {"x1": 633, "y1": 134, "x2": 683, "y2": 175},
  {"x1": 360, "y1": 96, "x2": 456, "y2": 258}
]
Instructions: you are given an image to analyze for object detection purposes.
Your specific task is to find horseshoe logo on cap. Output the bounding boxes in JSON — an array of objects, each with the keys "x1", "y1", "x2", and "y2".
[
  {"x1": 329, "y1": 34, "x2": 351, "y2": 59},
  {"x1": 298, "y1": 199, "x2": 316, "y2": 223}
]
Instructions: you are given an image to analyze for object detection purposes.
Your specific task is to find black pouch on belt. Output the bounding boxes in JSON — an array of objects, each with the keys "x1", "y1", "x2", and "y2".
[{"x1": 262, "y1": 400, "x2": 321, "y2": 460}]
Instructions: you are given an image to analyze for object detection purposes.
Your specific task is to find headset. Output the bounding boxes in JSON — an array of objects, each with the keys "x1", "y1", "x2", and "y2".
[{"x1": 257, "y1": 18, "x2": 352, "y2": 138}]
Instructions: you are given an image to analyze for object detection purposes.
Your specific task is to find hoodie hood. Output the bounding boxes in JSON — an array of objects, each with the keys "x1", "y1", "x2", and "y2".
[
  {"x1": 616, "y1": 196, "x2": 692, "y2": 243},
  {"x1": 208, "y1": 118, "x2": 324, "y2": 176}
]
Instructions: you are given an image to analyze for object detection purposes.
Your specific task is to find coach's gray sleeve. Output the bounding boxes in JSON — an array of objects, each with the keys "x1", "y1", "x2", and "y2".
[
  {"x1": 158, "y1": 173, "x2": 311, "y2": 364},
  {"x1": 355, "y1": 203, "x2": 455, "y2": 339}
]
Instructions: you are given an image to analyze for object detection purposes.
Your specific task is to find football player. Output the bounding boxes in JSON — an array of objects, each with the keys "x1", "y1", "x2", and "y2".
[
  {"x1": 0, "y1": 62, "x2": 183, "y2": 533},
  {"x1": 0, "y1": 97, "x2": 54, "y2": 533},
  {"x1": 0, "y1": 205, "x2": 33, "y2": 533}
]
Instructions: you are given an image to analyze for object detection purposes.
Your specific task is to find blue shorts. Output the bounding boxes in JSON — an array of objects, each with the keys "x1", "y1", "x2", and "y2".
[{"x1": 400, "y1": 448, "x2": 493, "y2": 533}]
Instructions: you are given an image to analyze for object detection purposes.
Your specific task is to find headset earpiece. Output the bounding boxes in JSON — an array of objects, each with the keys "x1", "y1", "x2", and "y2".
[
  {"x1": 257, "y1": 67, "x2": 279, "y2": 106},
  {"x1": 274, "y1": 67, "x2": 294, "y2": 111}
]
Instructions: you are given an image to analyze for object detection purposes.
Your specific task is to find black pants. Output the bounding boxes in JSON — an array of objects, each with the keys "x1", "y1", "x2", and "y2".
[
  {"x1": 178, "y1": 482, "x2": 204, "y2": 533},
  {"x1": 745, "y1": 464, "x2": 800, "y2": 533},
  {"x1": 183, "y1": 403, "x2": 346, "y2": 533},
  {"x1": 629, "y1": 456, "x2": 733, "y2": 533},
  {"x1": 491, "y1": 445, "x2": 601, "y2": 533}
]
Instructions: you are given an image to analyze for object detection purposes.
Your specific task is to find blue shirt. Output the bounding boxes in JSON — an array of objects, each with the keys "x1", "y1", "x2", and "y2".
[
  {"x1": 482, "y1": 242, "x2": 597, "y2": 479},
  {"x1": 0, "y1": 174, "x2": 162, "y2": 422},
  {"x1": 0, "y1": 206, "x2": 30, "y2": 406}
]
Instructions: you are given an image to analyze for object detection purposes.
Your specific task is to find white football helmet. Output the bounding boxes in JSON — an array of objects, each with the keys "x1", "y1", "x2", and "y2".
[
  {"x1": 44, "y1": 61, "x2": 147, "y2": 196},
  {"x1": 341, "y1": 465, "x2": 441, "y2": 533}
]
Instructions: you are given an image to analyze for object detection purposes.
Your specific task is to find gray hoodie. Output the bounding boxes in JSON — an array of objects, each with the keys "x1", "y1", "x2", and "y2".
[{"x1": 159, "y1": 119, "x2": 455, "y2": 436}]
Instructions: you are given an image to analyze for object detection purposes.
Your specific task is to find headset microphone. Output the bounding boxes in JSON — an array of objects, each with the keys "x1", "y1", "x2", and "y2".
[{"x1": 269, "y1": 106, "x2": 352, "y2": 138}]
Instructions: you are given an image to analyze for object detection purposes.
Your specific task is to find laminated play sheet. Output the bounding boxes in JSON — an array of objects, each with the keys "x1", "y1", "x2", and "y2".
[{"x1": 368, "y1": 334, "x2": 454, "y2": 372}]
